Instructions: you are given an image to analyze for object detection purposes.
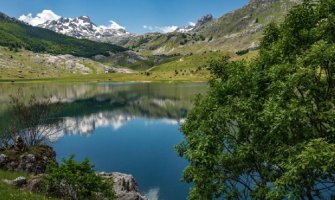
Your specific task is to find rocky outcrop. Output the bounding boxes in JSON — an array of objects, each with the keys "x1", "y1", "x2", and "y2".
[
  {"x1": 195, "y1": 14, "x2": 213, "y2": 27},
  {"x1": 3, "y1": 172, "x2": 147, "y2": 200},
  {"x1": 0, "y1": 145, "x2": 56, "y2": 174},
  {"x1": 99, "y1": 172, "x2": 147, "y2": 200}
]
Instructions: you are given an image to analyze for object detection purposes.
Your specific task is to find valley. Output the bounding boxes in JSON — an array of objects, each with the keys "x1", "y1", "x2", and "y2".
[{"x1": 0, "y1": 0, "x2": 300, "y2": 82}]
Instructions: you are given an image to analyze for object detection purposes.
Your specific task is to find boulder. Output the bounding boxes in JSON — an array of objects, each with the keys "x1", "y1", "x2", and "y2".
[
  {"x1": 0, "y1": 154, "x2": 8, "y2": 166},
  {"x1": 98, "y1": 172, "x2": 147, "y2": 200},
  {"x1": 3, "y1": 176, "x2": 27, "y2": 187},
  {"x1": 13, "y1": 176, "x2": 27, "y2": 186}
]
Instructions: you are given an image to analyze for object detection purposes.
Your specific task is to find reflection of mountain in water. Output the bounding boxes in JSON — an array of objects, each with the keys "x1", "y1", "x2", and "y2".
[
  {"x1": 49, "y1": 112, "x2": 186, "y2": 142},
  {"x1": 0, "y1": 83, "x2": 207, "y2": 140}
]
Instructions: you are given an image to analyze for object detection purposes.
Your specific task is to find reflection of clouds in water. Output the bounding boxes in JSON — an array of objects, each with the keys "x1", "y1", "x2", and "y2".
[
  {"x1": 45, "y1": 114, "x2": 185, "y2": 142},
  {"x1": 145, "y1": 187, "x2": 160, "y2": 200},
  {"x1": 144, "y1": 118, "x2": 186, "y2": 126},
  {"x1": 44, "y1": 113, "x2": 134, "y2": 142},
  {"x1": 62, "y1": 113, "x2": 134, "y2": 134}
]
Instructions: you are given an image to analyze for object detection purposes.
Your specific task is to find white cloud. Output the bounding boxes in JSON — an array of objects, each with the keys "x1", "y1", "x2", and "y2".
[
  {"x1": 145, "y1": 187, "x2": 159, "y2": 200},
  {"x1": 98, "y1": 20, "x2": 125, "y2": 30},
  {"x1": 158, "y1": 25, "x2": 178, "y2": 33},
  {"x1": 143, "y1": 25, "x2": 178, "y2": 33},
  {"x1": 106, "y1": 20, "x2": 125, "y2": 30},
  {"x1": 188, "y1": 22, "x2": 196, "y2": 26},
  {"x1": 143, "y1": 25, "x2": 153, "y2": 31},
  {"x1": 19, "y1": 9, "x2": 61, "y2": 26}
]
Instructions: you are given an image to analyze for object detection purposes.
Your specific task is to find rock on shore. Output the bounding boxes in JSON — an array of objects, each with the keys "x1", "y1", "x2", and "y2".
[{"x1": 99, "y1": 172, "x2": 148, "y2": 200}]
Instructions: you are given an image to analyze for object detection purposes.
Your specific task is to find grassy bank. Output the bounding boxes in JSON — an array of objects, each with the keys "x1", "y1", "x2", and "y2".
[
  {"x1": 0, "y1": 50, "x2": 258, "y2": 83},
  {"x1": 0, "y1": 170, "x2": 53, "y2": 200},
  {"x1": 0, "y1": 72, "x2": 209, "y2": 83}
]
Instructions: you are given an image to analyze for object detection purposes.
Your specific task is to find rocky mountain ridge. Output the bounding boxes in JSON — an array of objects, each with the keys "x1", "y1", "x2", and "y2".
[{"x1": 175, "y1": 14, "x2": 213, "y2": 33}]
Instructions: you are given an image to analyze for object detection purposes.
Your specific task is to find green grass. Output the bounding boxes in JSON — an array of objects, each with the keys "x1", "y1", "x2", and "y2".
[
  {"x1": 0, "y1": 72, "x2": 208, "y2": 83},
  {"x1": 0, "y1": 170, "x2": 54, "y2": 200},
  {"x1": 0, "y1": 50, "x2": 259, "y2": 83}
]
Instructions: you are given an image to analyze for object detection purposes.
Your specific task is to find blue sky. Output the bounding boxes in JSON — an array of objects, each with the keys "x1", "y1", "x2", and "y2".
[{"x1": 1, "y1": 0, "x2": 249, "y2": 34}]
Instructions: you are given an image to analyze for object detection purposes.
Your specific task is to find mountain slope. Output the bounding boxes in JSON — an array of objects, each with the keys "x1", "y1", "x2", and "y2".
[
  {"x1": 123, "y1": 0, "x2": 301, "y2": 55},
  {"x1": 0, "y1": 13, "x2": 126, "y2": 58},
  {"x1": 195, "y1": 0, "x2": 299, "y2": 38}
]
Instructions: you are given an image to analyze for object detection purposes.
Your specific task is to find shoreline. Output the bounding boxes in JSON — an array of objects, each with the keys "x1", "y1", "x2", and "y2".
[{"x1": 0, "y1": 77, "x2": 208, "y2": 84}]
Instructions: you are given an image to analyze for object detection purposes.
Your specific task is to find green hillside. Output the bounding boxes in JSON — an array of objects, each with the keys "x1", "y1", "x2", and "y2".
[
  {"x1": 0, "y1": 13, "x2": 126, "y2": 58},
  {"x1": 196, "y1": 0, "x2": 299, "y2": 38}
]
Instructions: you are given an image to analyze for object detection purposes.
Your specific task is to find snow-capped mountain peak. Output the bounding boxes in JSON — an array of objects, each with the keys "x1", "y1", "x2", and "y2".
[{"x1": 37, "y1": 15, "x2": 131, "y2": 40}]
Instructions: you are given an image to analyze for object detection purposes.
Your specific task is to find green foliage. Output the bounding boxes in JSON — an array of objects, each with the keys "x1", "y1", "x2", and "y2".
[
  {"x1": 177, "y1": 0, "x2": 335, "y2": 199},
  {"x1": 0, "y1": 16, "x2": 126, "y2": 58},
  {"x1": 44, "y1": 155, "x2": 115, "y2": 200}
]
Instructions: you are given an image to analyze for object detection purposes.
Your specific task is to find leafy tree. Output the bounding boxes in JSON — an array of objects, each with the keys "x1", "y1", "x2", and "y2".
[{"x1": 177, "y1": 0, "x2": 335, "y2": 199}]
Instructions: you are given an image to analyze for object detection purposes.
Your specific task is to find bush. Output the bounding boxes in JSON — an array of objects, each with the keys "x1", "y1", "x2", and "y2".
[{"x1": 44, "y1": 156, "x2": 115, "y2": 200}]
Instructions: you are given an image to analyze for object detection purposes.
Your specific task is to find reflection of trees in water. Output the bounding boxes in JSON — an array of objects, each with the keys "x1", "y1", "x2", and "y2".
[
  {"x1": 0, "y1": 93, "x2": 62, "y2": 149},
  {"x1": 0, "y1": 83, "x2": 205, "y2": 140},
  {"x1": 47, "y1": 92, "x2": 189, "y2": 138},
  {"x1": 0, "y1": 82, "x2": 206, "y2": 107}
]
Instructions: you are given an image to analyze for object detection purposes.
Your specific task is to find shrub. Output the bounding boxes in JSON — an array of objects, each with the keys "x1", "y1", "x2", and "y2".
[{"x1": 44, "y1": 156, "x2": 115, "y2": 200}]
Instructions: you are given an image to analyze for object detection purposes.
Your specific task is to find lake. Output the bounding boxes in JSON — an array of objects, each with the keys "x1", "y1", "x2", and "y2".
[{"x1": 0, "y1": 82, "x2": 208, "y2": 200}]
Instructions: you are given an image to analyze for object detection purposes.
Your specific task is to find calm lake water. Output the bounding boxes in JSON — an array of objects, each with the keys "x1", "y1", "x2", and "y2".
[{"x1": 0, "y1": 82, "x2": 207, "y2": 200}]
